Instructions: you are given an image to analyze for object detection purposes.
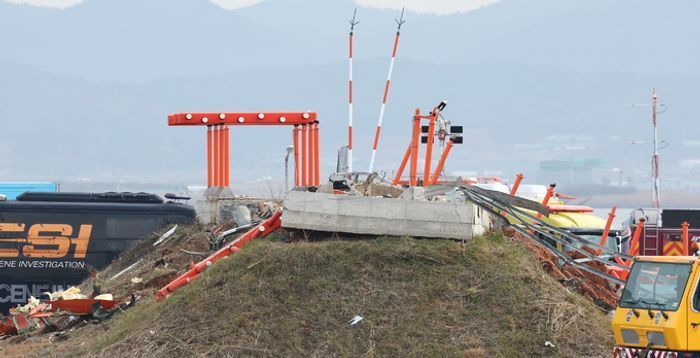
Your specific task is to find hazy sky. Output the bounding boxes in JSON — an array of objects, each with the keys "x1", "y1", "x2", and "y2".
[
  {"x1": 4, "y1": 0, "x2": 500, "y2": 14},
  {"x1": 1, "y1": 0, "x2": 698, "y2": 196}
]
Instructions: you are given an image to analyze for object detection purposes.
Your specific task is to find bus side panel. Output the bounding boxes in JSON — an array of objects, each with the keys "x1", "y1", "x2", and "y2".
[{"x1": 0, "y1": 205, "x2": 194, "y2": 314}]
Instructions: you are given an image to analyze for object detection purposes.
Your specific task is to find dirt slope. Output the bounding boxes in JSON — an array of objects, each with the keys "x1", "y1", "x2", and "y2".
[{"x1": 12, "y1": 232, "x2": 614, "y2": 358}]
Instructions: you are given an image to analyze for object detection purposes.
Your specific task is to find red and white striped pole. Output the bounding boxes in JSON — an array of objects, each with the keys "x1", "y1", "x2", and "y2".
[
  {"x1": 347, "y1": 10, "x2": 358, "y2": 173},
  {"x1": 368, "y1": 8, "x2": 405, "y2": 173}
]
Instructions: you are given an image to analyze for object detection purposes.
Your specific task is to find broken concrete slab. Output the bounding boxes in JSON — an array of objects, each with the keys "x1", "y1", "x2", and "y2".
[
  {"x1": 196, "y1": 197, "x2": 278, "y2": 225},
  {"x1": 220, "y1": 203, "x2": 252, "y2": 226},
  {"x1": 354, "y1": 182, "x2": 404, "y2": 198},
  {"x1": 203, "y1": 186, "x2": 234, "y2": 200},
  {"x1": 282, "y1": 191, "x2": 497, "y2": 240},
  {"x1": 399, "y1": 186, "x2": 425, "y2": 201}
]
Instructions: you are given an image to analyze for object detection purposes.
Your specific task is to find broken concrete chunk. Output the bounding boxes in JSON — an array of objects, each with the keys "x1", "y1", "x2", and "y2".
[
  {"x1": 399, "y1": 186, "x2": 425, "y2": 201},
  {"x1": 94, "y1": 294, "x2": 114, "y2": 301},
  {"x1": 316, "y1": 182, "x2": 335, "y2": 194},
  {"x1": 282, "y1": 191, "x2": 495, "y2": 240},
  {"x1": 362, "y1": 182, "x2": 404, "y2": 198}
]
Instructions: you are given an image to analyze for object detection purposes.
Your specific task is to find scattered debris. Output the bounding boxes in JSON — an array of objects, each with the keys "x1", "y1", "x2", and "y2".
[
  {"x1": 110, "y1": 259, "x2": 143, "y2": 281},
  {"x1": 179, "y1": 249, "x2": 209, "y2": 256},
  {"x1": 0, "y1": 286, "x2": 124, "y2": 337},
  {"x1": 211, "y1": 223, "x2": 256, "y2": 248},
  {"x1": 153, "y1": 225, "x2": 178, "y2": 246},
  {"x1": 505, "y1": 228, "x2": 620, "y2": 309},
  {"x1": 46, "y1": 287, "x2": 84, "y2": 301},
  {"x1": 349, "y1": 315, "x2": 364, "y2": 326}
]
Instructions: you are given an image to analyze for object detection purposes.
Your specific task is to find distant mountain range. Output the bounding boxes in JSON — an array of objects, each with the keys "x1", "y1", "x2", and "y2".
[
  {"x1": 1, "y1": 0, "x2": 698, "y2": 81},
  {"x1": 0, "y1": 0, "x2": 698, "y2": 190}
]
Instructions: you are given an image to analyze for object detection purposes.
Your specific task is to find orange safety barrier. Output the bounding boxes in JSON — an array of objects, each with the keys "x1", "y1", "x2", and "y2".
[
  {"x1": 156, "y1": 210, "x2": 283, "y2": 301},
  {"x1": 597, "y1": 206, "x2": 616, "y2": 255}
]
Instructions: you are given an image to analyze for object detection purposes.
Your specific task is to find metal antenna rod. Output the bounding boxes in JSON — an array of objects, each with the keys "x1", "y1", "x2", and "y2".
[
  {"x1": 651, "y1": 88, "x2": 660, "y2": 211},
  {"x1": 368, "y1": 7, "x2": 405, "y2": 173},
  {"x1": 347, "y1": 9, "x2": 359, "y2": 173},
  {"x1": 629, "y1": 88, "x2": 668, "y2": 211}
]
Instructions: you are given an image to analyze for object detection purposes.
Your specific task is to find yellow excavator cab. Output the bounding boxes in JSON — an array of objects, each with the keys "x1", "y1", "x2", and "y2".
[{"x1": 611, "y1": 256, "x2": 700, "y2": 356}]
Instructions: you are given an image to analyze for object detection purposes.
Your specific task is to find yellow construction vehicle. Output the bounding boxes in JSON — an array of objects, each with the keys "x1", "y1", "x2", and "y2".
[
  {"x1": 540, "y1": 204, "x2": 621, "y2": 252},
  {"x1": 611, "y1": 255, "x2": 700, "y2": 357},
  {"x1": 479, "y1": 182, "x2": 623, "y2": 254},
  {"x1": 503, "y1": 202, "x2": 622, "y2": 254}
]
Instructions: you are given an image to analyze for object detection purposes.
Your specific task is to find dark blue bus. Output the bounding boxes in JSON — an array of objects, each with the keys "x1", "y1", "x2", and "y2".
[{"x1": 0, "y1": 192, "x2": 195, "y2": 313}]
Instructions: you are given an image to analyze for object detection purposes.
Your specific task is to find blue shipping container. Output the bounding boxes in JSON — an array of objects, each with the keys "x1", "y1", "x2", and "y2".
[{"x1": 0, "y1": 182, "x2": 58, "y2": 200}]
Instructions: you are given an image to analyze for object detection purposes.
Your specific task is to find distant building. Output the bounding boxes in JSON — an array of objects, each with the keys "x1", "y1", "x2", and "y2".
[{"x1": 536, "y1": 159, "x2": 607, "y2": 187}]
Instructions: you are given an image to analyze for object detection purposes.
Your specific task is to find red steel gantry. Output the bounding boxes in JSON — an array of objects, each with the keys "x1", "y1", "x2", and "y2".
[{"x1": 168, "y1": 111, "x2": 321, "y2": 188}]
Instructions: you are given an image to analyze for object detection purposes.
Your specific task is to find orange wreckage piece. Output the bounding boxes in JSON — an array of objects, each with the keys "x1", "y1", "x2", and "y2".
[{"x1": 155, "y1": 210, "x2": 283, "y2": 301}]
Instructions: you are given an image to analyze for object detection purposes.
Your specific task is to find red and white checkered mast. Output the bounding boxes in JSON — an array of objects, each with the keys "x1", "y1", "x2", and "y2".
[
  {"x1": 347, "y1": 9, "x2": 358, "y2": 172},
  {"x1": 368, "y1": 8, "x2": 405, "y2": 173}
]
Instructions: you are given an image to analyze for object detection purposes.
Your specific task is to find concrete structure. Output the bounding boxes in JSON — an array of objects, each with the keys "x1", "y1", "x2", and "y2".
[
  {"x1": 196, "y1": 195, "x2": 276, "y2": 226},
  {"x1": 282, "y1": 191, "x2": 498, "y2": 240}
]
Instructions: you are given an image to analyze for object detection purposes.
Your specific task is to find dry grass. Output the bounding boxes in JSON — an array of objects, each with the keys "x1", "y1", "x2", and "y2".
[{"x1": 32, "y1": 232, "x2": 613, "y2": 357}]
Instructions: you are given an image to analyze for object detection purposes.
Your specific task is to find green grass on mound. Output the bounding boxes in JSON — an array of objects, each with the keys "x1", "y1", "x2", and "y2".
[{"x1": 78, "y1": 233, "x2": 613, "y2": 357}]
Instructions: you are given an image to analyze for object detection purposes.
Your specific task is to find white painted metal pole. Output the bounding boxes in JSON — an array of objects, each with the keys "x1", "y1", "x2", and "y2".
[
  {"x1": 368, "y1": 8, "x2": 405, "y2": 173},
  {"x1": 651, "y1": 88, "x2": 660, "y2": 210},
  {"x1": 348, "y1": 9, "x2": 358, "y2": 173}
]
